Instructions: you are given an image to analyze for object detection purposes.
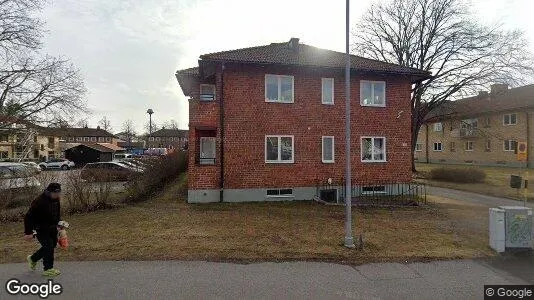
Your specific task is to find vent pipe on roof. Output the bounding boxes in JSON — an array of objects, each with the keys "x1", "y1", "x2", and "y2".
[{"x1": 288, "y1": 37, "x2": 299, "y2": 51}]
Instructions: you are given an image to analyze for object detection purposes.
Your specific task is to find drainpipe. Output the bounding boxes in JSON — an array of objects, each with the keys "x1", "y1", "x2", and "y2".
[
  {"x1": 219, "y1": 63, "x2": 225, "y2": 203},
  {"x1": 527, "y1": 111, "x2": 530, "y2": 168},
  {"x1": 425, "y1": 124, "x2": 429, "y2": 163}
]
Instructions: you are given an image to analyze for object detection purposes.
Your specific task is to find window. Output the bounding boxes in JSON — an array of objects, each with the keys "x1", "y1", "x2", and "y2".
[
  {"x1": 465, "y1": 141, "x2": 474, "y2": 151},
  {"x1": 148, "y1": 137, "x2": 154, "y2": 141},
  {"x1": 433, "y1": 142, "x2": 443, "y2": 152},
  {"x1": 461, "y1": 119, "x2": 478, "y2": 129},
  {"x1": 484, "y1": 117, "x2": 491, "y2": 127},
  {"x1": 76, "y1": 137, "x2": 82, "y2": 142},
  {"x1": 321, "y1": 78, "x2": 334, "y2": 104},
  {"x1": 199, "y1": 137, "x2": 216, "y2": 165},
  {"x1": 68, "y1": 137, "x2": 74, "y2": 142},
  {"x1": 266, "y1": 188, "x2": 293, "y2": 198},
  {"x1": 322, "y1": 136, "x2": 334, "y2": 163},
  {"x1": 169, "y1": 137, "x2": 174, "y2": 142},
  {"x1": 361, "y1": 137, "x2": 386, "y2": 162},
  {"x1": 360, "y1": 81, "x2": 386, "y2": 107},
  {"x1": 106, "y1": 137, "x2": 111, "y2": 142},
  {"x1": 155, "y1": 137, "x2": 161, "y2": 142},
  {"x1": 504, "y1": 140, "x2": 517, "y2": 152},
  {"x1": 503, "y1": 113, "x2": 517, "y2": 125},
  {"x1": 91, "y1": 137, "x2": 96, "y2": 142},
  {"x1": 265, "y1": 75, "x2": 294, "y2": 103},
  {"x1": 200, "y1": 84, "x2": 216, "y2": 101},
  {"x1": 485, "y1": 140, "x2": 491, "y2": 152},
  {"x1": 450, "y1": 142, "x2": 456, "y2": 152},
  {"x1": 415, "y1": 144, "x2": 422, "y2": 152},
  {"x1": 265, "y1": 135, "x2": 294, "y2": 163},
  {"x1": 83, "y1": 137, "x2": 89, "y2": 142},
  {"x1": 433, "y1": 122, "x2": 443, "y2": 132},
  {"x1": 0, "y1": 135, "x2": 8, "y2": 142}
]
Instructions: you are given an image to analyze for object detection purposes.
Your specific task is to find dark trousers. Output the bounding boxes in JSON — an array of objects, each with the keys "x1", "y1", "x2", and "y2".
[{"x1": 31, "y1": 229, "x2": 57, "y2": 270}]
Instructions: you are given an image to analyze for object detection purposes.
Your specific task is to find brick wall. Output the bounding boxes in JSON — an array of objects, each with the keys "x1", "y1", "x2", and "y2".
[
  {"x1": 188, "y1": 63, "x2": 414, "y2": 191},
  {"x1": 414, "y1": 110, "x2": 534, "y2": 167}
]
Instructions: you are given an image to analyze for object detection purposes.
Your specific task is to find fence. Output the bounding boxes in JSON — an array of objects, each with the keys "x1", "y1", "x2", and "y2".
[{"x1": 316, "y1": 177, "x2": 427, "y2": 207}]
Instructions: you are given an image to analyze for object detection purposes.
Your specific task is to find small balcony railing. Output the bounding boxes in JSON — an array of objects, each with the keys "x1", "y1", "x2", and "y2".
[{"x1": 459, "y1": 128, "x2": 478, "y2": 138}]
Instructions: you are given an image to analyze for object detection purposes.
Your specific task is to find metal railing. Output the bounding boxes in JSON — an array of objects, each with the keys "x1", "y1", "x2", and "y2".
[{"x1": 316, "y1": 177, "x2": 427, "y2": 207}]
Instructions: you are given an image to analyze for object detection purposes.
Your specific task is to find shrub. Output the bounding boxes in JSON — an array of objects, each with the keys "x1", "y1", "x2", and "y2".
[
  {"x1": 125, "y1": 151, "x2": 187, "y2": 202},
  {"x1": 430, "y1": 167, "x2": 486, "y2": 183}
]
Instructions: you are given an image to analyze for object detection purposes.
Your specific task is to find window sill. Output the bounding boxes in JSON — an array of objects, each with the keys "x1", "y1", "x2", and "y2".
[
  {"x1": 266, "y1": 195, "x2": 294, "y2": 199},
  {"x1": 322, "y1": 160, "x2": 335, "y2": 164},
  {"x1": 265, "y1": 161, "x2": 294, "y2": 164},
  {"x1": 360, "y1": 103, "x2": 386, "y2": 108},
  {"x1": 361, "y1": 160, "x2": 387, "y2": 163},
  {"x1": 321, "y1": 102, "x2": 335, "y2": 105},
  {"x1": 265, "y1": 99, "x2": 294, "y2": 104}
]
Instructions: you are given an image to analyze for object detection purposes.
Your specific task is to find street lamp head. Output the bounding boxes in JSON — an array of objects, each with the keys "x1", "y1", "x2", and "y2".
[{"x1": 146, "y1": 109, "x2": 154, "y2": 115}]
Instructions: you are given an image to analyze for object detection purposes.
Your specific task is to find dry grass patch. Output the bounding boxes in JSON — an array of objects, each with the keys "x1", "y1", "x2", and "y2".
[
  {"x1": 0, "y1": 176, "x2": 494, "y2": 265},
  {"x1": 416, "y1": 163, "x2": 532, "y2": 201}
]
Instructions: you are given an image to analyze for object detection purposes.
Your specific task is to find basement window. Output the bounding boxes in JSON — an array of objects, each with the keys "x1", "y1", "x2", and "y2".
[
  {"x1": 200, "y1": 84, "x2": 216, "y2": 101},
  {"x1": 361, "y1": 186, "x2": 386, "y2": 195},
  {"x1": 266, "y1": 188, "x2": 293, "y2": 197}
]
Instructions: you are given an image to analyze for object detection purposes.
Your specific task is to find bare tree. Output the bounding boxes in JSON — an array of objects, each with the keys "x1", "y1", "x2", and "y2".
[
  {"x1": 144, "y1": 121, "x2": 159, "y2": 135},
  {"x1": 162, "y1": 119, "x2": 179, "y2": 130},
  {"x1": 75, "y1": 118, "x2": 89, "y2": 128},
  {"x1": 121, "y1": 119, "x2": 137, "y2": 145},
  {"x1": 0, "y1": 0, "x2": 86, "y2": 129},
  {"x1": 352, "y1": 0, "x2": 534, "y2": 171},
  {"x1": 98, "y1": 116, "x2": 112, "y2": 131}
]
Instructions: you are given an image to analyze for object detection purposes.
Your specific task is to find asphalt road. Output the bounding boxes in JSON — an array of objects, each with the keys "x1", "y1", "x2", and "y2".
[
  {"x1": 0, "y1": 258, "x2": 531, "y2": 300},
  {"x1": 427, "y1": 185, "x2": 534, "y2": 208}
]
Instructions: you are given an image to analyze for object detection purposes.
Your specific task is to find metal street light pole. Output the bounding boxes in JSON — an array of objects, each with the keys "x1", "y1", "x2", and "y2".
[
  {"x1": 147, "y1": 108, "x2": 154, "y2": 146},
  {"x1": 344, "y1": 0, "x2": 355, "y2": 248}
]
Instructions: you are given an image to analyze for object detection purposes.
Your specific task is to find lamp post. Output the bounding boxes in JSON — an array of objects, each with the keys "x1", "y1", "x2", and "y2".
[
  {"x1": 147, "y1": 108, "x2": 154, "y2": 147},
  {"x1": 344, "y1": 0, "x2": 355, "y2": 249}
]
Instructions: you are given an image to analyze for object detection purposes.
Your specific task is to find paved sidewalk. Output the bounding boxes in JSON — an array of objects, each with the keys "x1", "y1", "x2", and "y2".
[
  {"x1": 427, "y1": 186, "x2": 534, "y2": 208},
  {"x1": 0, "y1": 259, "x2": 531, "y2": 299}
]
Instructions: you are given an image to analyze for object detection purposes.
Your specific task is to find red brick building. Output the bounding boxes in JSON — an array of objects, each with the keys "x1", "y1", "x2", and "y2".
[{"x1": 176, "y1": 38, "x2": 430, "y2": 203}]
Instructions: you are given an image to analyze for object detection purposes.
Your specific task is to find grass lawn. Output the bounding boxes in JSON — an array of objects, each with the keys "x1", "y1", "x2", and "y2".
[
  {"x1": 0, "y1": 175, "x2": 494, "y2": 265},
  {"x1": 416, "y1": 163, "x2": 532, "y2": 201}
]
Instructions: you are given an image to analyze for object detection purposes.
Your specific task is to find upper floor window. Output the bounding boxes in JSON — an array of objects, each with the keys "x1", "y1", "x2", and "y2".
[
  {"x1": 321, "y1": 78, "x2": 334, "y2": 105},
  {"x1": 265, "y1": 75, "x2": 294, "y2": 103},
  {"x1": 483, "y1": 117, "x2": 491, "y2": 127},
  {"x1": 200, "y1": 84, "x2": 216, "y2": 101},
  {"x1": 360, "y1": 81, "x2": 386, "y2": 107},
  {"x1": 503, "y1": 113, "x2": 517, "y2": 126},
  {"x1": 91, "y1": 137, "x2": 96, "y2": 142},
  {"x1": 461, "y1": 119, "x2": 478, "y2": 129},
  {"x1": 83, "y1": 137, "x2": 89, "y2": 142},
  {"x1": 76, "y1": 137, "x2": 82, "y2": 142},
  {"x1": 322, "y1": 136, "x2": 334, "y2": 163},
  {"x1": 415, "y1": 144, "x2": 422, "y2": 152},
  {"x1": 265, "y1": 135, "x2": 294, "y2": 163},
  {"x1": 361, "y1": 137, "x2": 386, "y2": 162},
  {"x1": 450, "y1": 141, "x2": 456, "y2": 152},
  {"x1": 465, "y1": 141, "x2": 474, "y2": 151},
  {"x1": 149, "y1": 137, "x2": 154, "y2": 142},
  {"x1": 433, "y1": 122, "x2": 443, "y2": 132}
]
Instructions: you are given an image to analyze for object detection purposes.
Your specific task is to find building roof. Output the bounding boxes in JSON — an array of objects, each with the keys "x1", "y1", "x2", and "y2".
[
  {"x1": 198, "y1": 41, "x2": 429, "y2": 77},
  {"x1": 38, "y1": 127, "x2": 115, "y2": 137},
  {"x1": 150, "y1": 128, "x2": 188, "y2": 138},
  {"x1": 65, "y1": 142, "x2": 125, "y2": 153},
  {"x1": 426, "y1": 84, "x2": 534, "y2": 121}
]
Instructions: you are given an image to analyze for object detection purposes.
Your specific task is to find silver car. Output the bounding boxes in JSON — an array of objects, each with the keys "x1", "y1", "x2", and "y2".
[
  {"x1": 38, "y1": 158, "x2": 75, "y2": 171},
  {"x1": 0, "y1": 163, "x2": 41, "y2": 191}
]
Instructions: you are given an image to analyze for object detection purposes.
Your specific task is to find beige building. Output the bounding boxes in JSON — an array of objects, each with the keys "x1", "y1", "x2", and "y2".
[{"x1": 415, "y1": 84, "x2": 534, "y2": 168}]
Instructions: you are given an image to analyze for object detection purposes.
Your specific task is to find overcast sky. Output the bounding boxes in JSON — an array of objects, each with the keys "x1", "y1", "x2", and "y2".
[{"x1": 40, "y1": 0, "x2": 534, "y2": 133}]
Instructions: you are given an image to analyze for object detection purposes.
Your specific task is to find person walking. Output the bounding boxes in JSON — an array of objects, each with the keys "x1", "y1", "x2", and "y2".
[{"x1": 23, "y1": 183, "x2": 62, "y2": 277}]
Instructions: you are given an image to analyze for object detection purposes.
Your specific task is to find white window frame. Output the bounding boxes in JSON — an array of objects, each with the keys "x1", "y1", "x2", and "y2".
[
  {"x1": 360, "y1": 80, "x2": 386, "y2": 107},
  {"x1": 200, "y1": 84, "x2": 216, "y2": 101},
  {"x1": 321, "y1": 78, "x2": 334, "y2": 105},
  {"x1": 265, "y1": 135, "x2": 294, "y2": 163},
  {"x1": 433, "y1": 122, "x2": 443, "y2": 132},
  {"x1": 83, "y1": 137, "x2": 89, "y2": 142},
  {"x1": 265, "y1": 74, "x2": 294, "y2": 103},
  {"x1": 360, "y1": 136, "x2": 387, "y2": 163},
  {"x1": 465, "y1": 141, "x2": 474, "y2": 151},
  {"x1": 90, "y1": 137, "x2": 96, "y2": 142},
  {"x1": 433, "y1": 142, "x2": 443, "y2": 152},
  {"x1": 485, "y1": 139, "x2": 491, "y2": 151},
  {"x1": 504, "y1": 140, "x2": 516, "y2": 152},
  {"x1": 503, "y1": 113, "x2": 517, "y2": 126},
  {"x1": 415, "y1": 144, "x2": 423, "y2": 152},
  {"x1": 266, "y1": 188, "x2": 294, "y2": 198},
  {"x1": 321, "y1": 136, "x2": 335, "y2": 163}
]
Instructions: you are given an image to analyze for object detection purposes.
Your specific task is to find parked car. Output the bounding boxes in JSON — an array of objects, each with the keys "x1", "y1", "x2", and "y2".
[
  {"x1": 0, "y1": 163, "x2": 40, "y2": 191},
  {"x1": 22, "y1": 162, "x2": 42, "y2": 174},
  {"x1": 115, "y1": 160, "x2": 145, "y2": 172},
  {"x1": 80, "y1": 162, "x2": 138, "y2": 182},
  {"x1": 38, "y1": 158, "x2": 75, "y2": 171},
  {"x1": 114, "y1": 153, "x2": 133, "y2": 160}
]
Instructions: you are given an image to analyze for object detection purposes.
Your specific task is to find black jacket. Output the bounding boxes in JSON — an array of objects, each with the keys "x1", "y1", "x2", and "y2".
[{"x1": 24, "y1": 192, "x2": 61, "y2": 235}]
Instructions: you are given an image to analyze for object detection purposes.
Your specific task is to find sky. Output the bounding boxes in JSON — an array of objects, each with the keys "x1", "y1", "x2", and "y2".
[{"x1": 39, "y1": 0, "x2": 534, "y2": 133}]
